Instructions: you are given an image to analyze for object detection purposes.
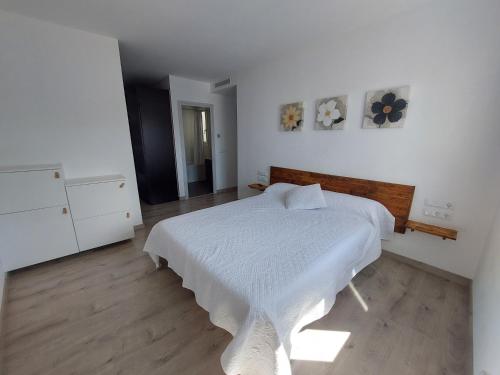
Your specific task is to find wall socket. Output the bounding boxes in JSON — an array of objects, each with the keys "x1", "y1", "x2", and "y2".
[
  {"x1": 423, "y1": 198, "x2": 455, "y2": 221},
  {"x1": 423, "y1": 208, "x2": 453, "y2": 220}
]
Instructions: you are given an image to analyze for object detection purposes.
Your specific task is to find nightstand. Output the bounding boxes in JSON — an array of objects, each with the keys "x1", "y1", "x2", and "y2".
[
  {"x1": 405, "y1": 220, "x2": 457, "y2": 240},
  {"x1": 248, "y1": 183, "x2": 268, "y2": 192}
]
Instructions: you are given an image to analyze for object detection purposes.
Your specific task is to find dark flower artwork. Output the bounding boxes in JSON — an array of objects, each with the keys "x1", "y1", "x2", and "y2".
[
  {"x1": 363, "y1": 86, "x2": 409, "y2": 128},
  {"x1": 371, "y1": 93, "x2": 407, "y2": 125}
]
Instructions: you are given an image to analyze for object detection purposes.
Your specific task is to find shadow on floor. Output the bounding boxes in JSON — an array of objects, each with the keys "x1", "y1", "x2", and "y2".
[{"x1": 188, "y1": 180, "x2": 213, "y2": 197}]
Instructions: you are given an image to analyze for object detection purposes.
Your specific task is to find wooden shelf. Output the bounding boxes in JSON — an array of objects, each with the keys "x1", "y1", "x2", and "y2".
[
  {"x1": 406, "y1": 220, "x2": 457, "y2": 240},
  {"x1": 248, "y1": 183, "x2": 268, "y2": 192}
]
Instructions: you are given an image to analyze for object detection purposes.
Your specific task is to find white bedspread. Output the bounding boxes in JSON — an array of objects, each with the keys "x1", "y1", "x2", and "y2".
[{"x1": 143, "y1": 189, "x2": 394, "y2": 375}]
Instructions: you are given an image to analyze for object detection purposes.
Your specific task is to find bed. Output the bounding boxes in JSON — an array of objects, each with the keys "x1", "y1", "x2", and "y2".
[{"x1": 143, "y1": 166, "x2": 415, "y2": 375}]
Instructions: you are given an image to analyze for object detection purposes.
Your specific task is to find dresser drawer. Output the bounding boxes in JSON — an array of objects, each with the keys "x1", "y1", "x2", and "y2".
[
  {"x1": 74, "y1": 211, "x2": 134, "y2": 251},
  {"x1": 0, "y1": 169, "x2": 67, "y2": 215},
  {"x1": 0, "y1": 205, "x2": 79, "y2": 271},
  {"x1": 66, "y1": 180, "x2": 129, "y2": 220}
]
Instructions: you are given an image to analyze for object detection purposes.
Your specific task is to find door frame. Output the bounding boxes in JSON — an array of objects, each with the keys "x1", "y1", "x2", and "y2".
[{"x1": 177, "y1": 101, "x2": 216, "y2": 198}]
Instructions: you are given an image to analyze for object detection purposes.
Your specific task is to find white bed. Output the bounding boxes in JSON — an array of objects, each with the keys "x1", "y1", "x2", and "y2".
[{"x1": 143, "y1": 183, "x2": 395, "y2": 375}]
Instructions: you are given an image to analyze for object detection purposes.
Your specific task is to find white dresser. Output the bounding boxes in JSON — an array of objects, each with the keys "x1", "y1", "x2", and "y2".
[
  {"x1": 0, "y1": 164, "x2": 79, "y2": 271},
  {"x1": 0, "y1": 165, "x2": 136, "y2": 271},
  {"x1": 65, "y1": 175, "x2": 134, "y2": 251}
]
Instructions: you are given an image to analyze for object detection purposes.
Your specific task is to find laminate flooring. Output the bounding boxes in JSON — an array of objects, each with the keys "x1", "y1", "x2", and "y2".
[{"x1": 0, "y1": 191, "x2": 472, "y2": 375}]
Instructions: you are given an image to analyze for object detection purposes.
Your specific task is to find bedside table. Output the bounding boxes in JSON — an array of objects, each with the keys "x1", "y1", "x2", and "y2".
[
  {"x1": 248, "y1": 183, "x2": 268, "y2": 192},
  {"x1": 405, "y1": 220, "x2": 457, "y2": 240}
]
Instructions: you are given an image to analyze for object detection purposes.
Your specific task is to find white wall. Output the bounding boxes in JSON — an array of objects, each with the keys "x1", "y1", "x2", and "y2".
[
  {"x1": 233, "y1": 0, "x2": 500, "y2": 278},
  {"x1": 0, "y1": 10, "x2": 142, "y2": 226},
  {"x1": 473, "y1": 201, "x2": 500, "y2": 375},
  {"x1": 163, "y1": 75, "x2": 237, "y2": 197}
]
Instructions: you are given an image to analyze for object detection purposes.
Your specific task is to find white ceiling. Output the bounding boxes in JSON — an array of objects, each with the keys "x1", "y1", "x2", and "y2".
[{"x1": 0, "y1": 0, "x2": 433, "y2": 83}]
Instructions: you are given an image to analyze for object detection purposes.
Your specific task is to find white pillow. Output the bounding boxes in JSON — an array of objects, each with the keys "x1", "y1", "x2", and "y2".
[
  {"x1": 264, "y1": 182, "x2": 298, "y2": 195},
  {"x1": 285, "y1": 184, "x2": 327, "y2": 210}
]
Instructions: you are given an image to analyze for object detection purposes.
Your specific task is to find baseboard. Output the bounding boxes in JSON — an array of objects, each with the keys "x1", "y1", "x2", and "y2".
[
  {"x1": 382, "y1": 250, "x2": 471, "y2": 287},
  {"x1": 0, "y1": 270, "x2": 8, "y2": 370},
  {"x1": 466, "y1": 286, "x2": 473, "y2": 375},
  {"x1": 0, "y1": 271, "x2": 6, "y2": 326}
]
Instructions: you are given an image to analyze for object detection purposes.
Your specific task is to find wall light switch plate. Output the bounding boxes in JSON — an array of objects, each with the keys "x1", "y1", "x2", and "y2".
[
  {"x1": 424, "y1": 198, "x2": 454, "y2": 211},
  {"x1": 257, "y1": 170, "x2": 268, "y2": 177},
  {"x1": 257, "y1": 170, "x2": 268, "y2": 183},
  {"x1": 257, "y1": 175, "x2": 268, "y2": 183}
]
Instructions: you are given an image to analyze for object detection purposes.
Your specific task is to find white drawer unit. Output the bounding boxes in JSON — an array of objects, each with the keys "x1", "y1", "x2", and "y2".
[
  {"x1": 0, "y1": 164, "x2": 79, "y2": 271},
  {"x1": 65, "y1": 175, "x2": 129, "y2": 220},
  {"x1": 65, "y1": 175, "x2": 134, "y2": 251},
  {"x1": 0, "y1": 164, "x2": 67, "y2": 215},
  {"x1": 73, "y1": 211, "x2": 134, "y2": 251},
  {"x1": 0, "y1": 206, "x2": 79, "y2": 271}
]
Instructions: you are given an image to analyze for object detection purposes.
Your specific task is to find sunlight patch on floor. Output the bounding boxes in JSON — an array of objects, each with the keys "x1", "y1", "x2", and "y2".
[
  {"x1": 349, "y1": 282, "x2": 369, "y2": 312},
  {"x1": 290, "y1": 329, "x2": 351, "y2": 362}
]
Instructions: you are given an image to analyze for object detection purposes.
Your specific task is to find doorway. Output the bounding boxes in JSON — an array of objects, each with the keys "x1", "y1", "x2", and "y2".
[{"x1": 181, "y1": 105, "x2": 214, "y2": 197}]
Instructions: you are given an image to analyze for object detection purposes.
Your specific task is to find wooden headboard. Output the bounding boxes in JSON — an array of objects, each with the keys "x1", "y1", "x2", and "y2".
[{"x1": 270, "y1": 166, "x2": 415, "y2": 234}]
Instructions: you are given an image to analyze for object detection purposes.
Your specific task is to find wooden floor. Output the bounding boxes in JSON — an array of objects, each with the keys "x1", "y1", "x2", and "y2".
[
  {"x1": 188, "y1": 180, "x2": 213, "y2": 198},
  {"x1": 0, "y1": 191, "x2": 472, "y2": 375}
]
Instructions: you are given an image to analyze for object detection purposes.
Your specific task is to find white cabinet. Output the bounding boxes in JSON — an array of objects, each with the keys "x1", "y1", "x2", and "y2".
[
  {"x1": 0, "y1": 167, "x2": 135, "y2": 270},
  {"x1": 73, "y1": 212, "x2": 134, "y2": 251},
  {"x1": 0, "y1": 206, "x2": 78, "y2": 270},
  {"x1": 65, "y1": 175, "x2": 129, "y2": 220},
  {"x1": 0, "y1": 164, "x2": 67, "y2": 215},
  {"x1": 65, "y1": 175, "x2": 134, "y2": 251},
  {"x1": 0, "y1": 164, "x2": 79, "y2": 271}
]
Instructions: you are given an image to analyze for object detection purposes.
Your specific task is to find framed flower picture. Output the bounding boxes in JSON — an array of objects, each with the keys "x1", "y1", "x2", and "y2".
[
  {"x1": 280, "y1": 102, "x2": 304, "y2": 131},
  {"x1": 363, "y1": 86, "x2": 409, "y2": 128},
  {"x1": 315, "y1": 96, "x2": 347, "y2": 130}
]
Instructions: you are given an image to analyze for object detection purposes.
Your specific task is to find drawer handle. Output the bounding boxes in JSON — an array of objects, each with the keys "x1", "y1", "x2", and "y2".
[
  {"x1": 126, "y1": 212, "x2": 130, "y2": 219},
  {"x1": 62, "y1": 207, "x2": 68, "y2": 215},
  {"x1": 119, "y1": 182, "x2": 125, "y2": 188},
  {"x1": 54, "y1": 171, "x2": 60, "y2": 179}
]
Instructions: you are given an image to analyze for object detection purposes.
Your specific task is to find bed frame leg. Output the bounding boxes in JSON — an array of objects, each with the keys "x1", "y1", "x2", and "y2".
[{"x1": 157, "y1": 257, "x2": 168, "y2": 270}]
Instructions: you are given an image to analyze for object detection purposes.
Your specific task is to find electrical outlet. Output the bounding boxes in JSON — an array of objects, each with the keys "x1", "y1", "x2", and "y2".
[
  {"x1": 424, "y1": 198, "x2": 454, "y2": 211},
  {"x1": 423, "y1": 208, "x2": 453, "y2": 220}
]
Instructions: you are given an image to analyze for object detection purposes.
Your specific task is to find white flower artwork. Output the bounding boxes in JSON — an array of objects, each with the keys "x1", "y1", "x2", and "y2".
[{"x1": 315, "y1": 96, "x2": 347, "y2": 130}]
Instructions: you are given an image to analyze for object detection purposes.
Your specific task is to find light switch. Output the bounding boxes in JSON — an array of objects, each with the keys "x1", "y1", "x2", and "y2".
[
  {"x1": 257, "y1": 175, "x2": 268, "y2": 183},
  {"x1": 424, "y1": 198, "x2": 454, "y2": 211},
  {"x1": 257, "y1": 170, "x2": 268, "y2": 183}
]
